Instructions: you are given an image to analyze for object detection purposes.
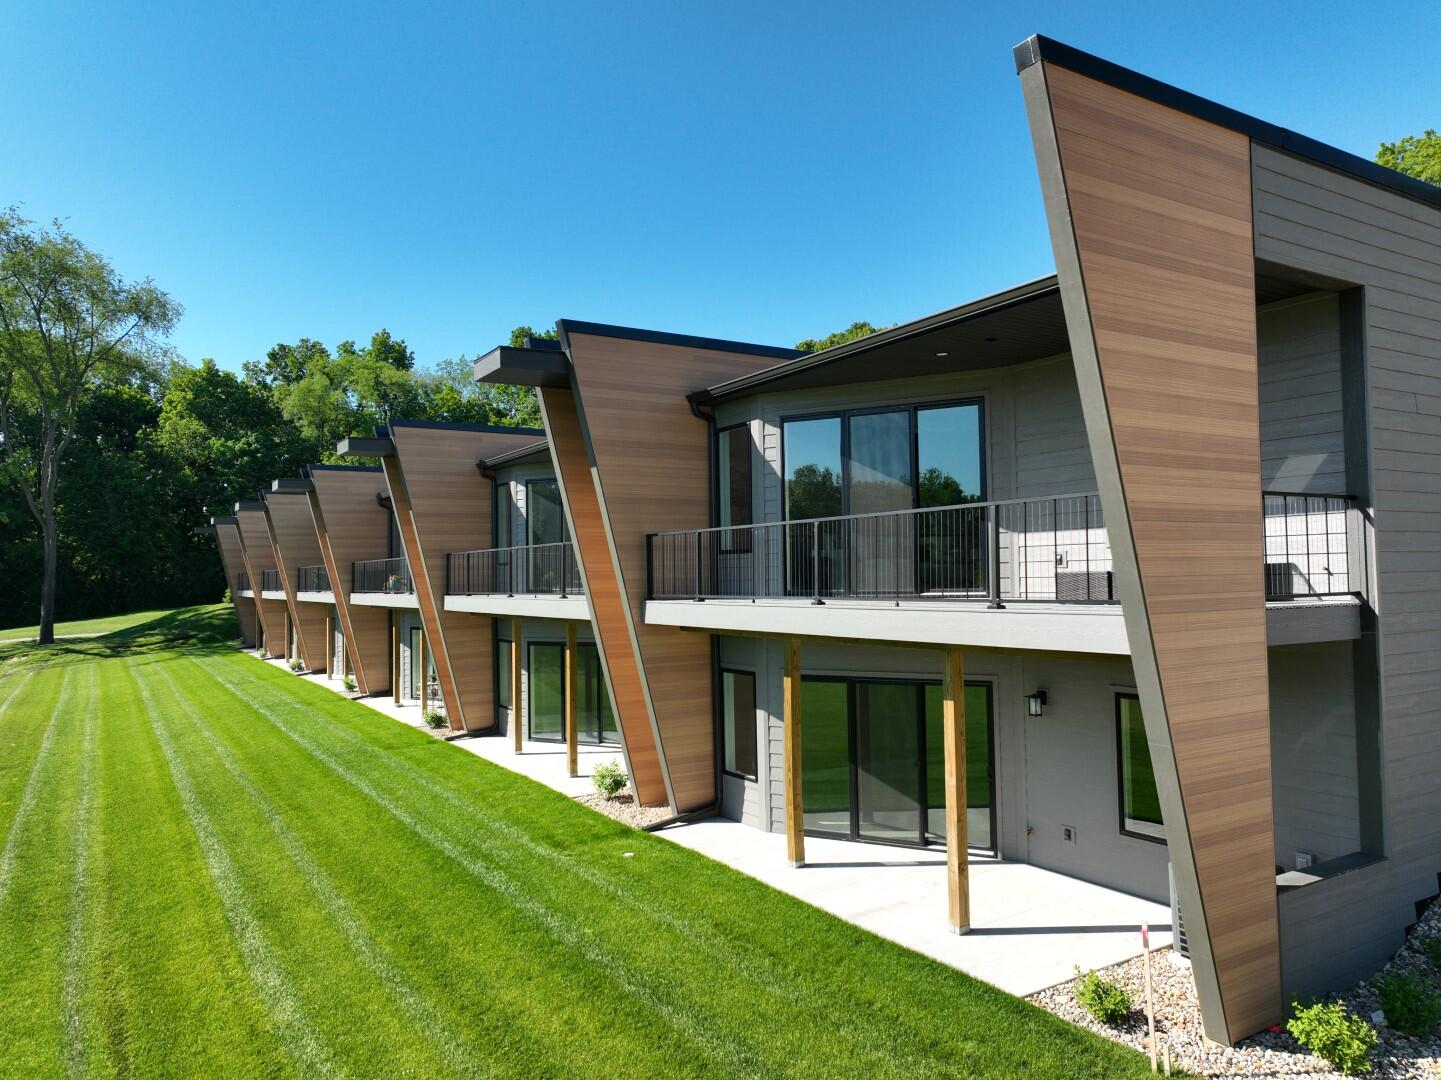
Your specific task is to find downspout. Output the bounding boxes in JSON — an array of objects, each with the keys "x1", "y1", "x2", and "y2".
[{"x1": 644, "y1": 393, "x2": 725, "y2": 831}]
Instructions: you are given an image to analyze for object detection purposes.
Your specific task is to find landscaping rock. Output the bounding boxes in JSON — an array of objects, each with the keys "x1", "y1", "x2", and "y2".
[
  {"x1": 576, "y1": 790, "x2": 672, "y2": 829},
  {"x1": 1028, "y1": 900, "x2": 1441, "y2": 1078}
]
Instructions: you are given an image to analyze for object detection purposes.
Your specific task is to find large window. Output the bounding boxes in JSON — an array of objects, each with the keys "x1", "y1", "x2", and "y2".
[
  {"x1": 526, "y1": 480, "x2": 566, "y2": 546},
  {"x1": 722, "y1": 669, "x2": 757, "y2": 779},
  {"x1": 781, "y1": 400, "x2": 984, "y2": 521},
  {"x1": 497, "y1": 637, "x2": 513, "y2": 714},
  {"x1": 719, "y1": 425, "x2": 753, "y2": 529},
  {"x1": 495, "y1": 482, "x2": 517, "y2": 548},
  {"x1": 1117, "y1": 693, "x2": 1165, "y2": 842}
]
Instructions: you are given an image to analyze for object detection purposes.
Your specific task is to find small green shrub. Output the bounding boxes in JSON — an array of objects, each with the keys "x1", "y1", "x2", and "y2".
[
  {"x1": 1422, "y1": 935, "x2": 1441, "y2": 973},
  {"x1": 1377, "y1": 971, "x2": 1441, "y2": 1036},
  {"x1": 1287, "y1": 999, "x2": 1376, "y2": 1076},
  {"x1": 341, "y1": 674, "x2": 356, "y2": 692},
  {"x1": 287, "y1": 658, "x2": 306, "y2": 672},
  {"x1": 422, "y1": 709, "x2": 447, "y2": 730},
  {"x1": 593, "y1": 759, "x2": 627, "y2": 799},
  {"x1": 1073, "y1": 967, "x2": 1132, "y2": 1024}
]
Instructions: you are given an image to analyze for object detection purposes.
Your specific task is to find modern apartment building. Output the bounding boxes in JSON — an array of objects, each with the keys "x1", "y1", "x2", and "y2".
[{"x1": 205, "y1": 35, "x2": 1441, "y2": 1047}]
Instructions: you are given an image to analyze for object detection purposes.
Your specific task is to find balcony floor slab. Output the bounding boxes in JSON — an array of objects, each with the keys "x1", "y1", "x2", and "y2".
[
  {"x1": 296, "y1": 591, "x2": 336, "y2": 605},
  {"x1": 443, "y1": 594, "x2": 590, "y2": 621},
  {"x1": 349, "y1": 592, "x2": 420, "y2": 609}
]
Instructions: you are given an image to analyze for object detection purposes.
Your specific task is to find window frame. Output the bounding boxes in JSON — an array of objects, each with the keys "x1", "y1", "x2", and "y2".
[
  {"x1": 778, "y1": 397, "x2": 988, "y2": 522},
  {"x1": 1115, "y1": 691, "x2": 1167, "y2": 844},
  {"x1": 720, "y1": 666, "x2": 759, "y2": 781}
]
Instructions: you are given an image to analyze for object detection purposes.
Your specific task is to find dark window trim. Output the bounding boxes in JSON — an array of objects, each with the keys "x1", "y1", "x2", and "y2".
[
  {"x1": 1115, "y1": 691, "x2": 1167, "y2": 845},
  {"x1": 778, "y1": 396, "x2": 988, "y2": 521},
  {"x1": 720, "y1": 666, "x2": 759, "y2": 782},
  {"x1": 524, "y1": 478, "x2": 567, "y2": 546}
]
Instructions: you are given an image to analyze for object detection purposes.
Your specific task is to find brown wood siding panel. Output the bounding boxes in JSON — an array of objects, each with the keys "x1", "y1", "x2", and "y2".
[
  {"x1": 236, "y1": 509, "x2": 283, "y2": 652},
  {"x1": 566, "y1": 333, "x2": 782, "y2": 811},
  {"x1": 386, "y1": 426, "x2": 539, "y2": 733},
  {"x1": 1040, "y1": 63, "x2": 1279, "y2": 1040},
  {"x1": 214, "y1": 523, "x2": 257, "y2": 646},
  {"x1": 539, "y1": 386, "x2": 666, "y2": 806},
  {"x1": 308, "y1": 470, "x2": 392, "y2": 694},
  {"x1": 265, "y1": 495, "x2": 327, "y2": 670}
]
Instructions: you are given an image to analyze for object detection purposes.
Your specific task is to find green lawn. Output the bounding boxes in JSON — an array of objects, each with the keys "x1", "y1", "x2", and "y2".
[
  {"x1": 0, "y1": 606, "x2": 1165, "y2": 1078},
  {"x1": 0, "y1": 608, "x2": 173, "y2": 642}
]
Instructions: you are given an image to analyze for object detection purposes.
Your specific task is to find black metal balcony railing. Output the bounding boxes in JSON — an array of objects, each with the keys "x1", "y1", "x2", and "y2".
[
  {"x1": 446, "y1": 542, "x2": 584, "y2": 597},
  {"x1": 352, "y1": 557, "x2": 413, "y2": 595},
  {"x1": 1263, "y1": 492, "x2": 1366, "y2": 600},
  {"x1": 647, "y1": 490, "x2": 1364, "y2": 606},
  {"x1": 236, "y1": 571, "x2": 251, "y2": 593},
  {"x1": 297, "y1": 564, "x2": 331, "y2": 593},
  {"x1": 261, "y1": 568, "x2": 283, "y2": 593}
]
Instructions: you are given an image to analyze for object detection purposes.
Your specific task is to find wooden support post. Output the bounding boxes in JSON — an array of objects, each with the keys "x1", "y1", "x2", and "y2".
[
  {"x1": 943, "y1": 646, "x2": 969, "y2": 934},
  {"x1": 392, "y1": 623, "x2": 401, "y2": 704},
  {"x1": 511, "y1": 618, "x2": 524, "y2": 753},
  {"x1": 783, "y1": 637, "x2": 804, "y2": 868},
  {"x1": 418, "y1": 630, "x2": 428, "y2": 713},
  {"x1": 565, "y1": 621, "x2": 578, "y2": 777},
  {"x1": 325, "y1": 616, "x2": 332, "y2": 678}
]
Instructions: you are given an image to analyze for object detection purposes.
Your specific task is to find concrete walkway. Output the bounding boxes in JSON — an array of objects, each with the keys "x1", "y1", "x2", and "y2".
[{"x1": 260, "y1": 649, "x2": 1174, "y2": 996}]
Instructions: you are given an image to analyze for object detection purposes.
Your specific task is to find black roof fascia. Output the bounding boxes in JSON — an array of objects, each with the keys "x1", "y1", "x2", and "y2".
[
  {"x1": 1014, "y1": 34, "x2": 1441, "y2": 211},
  {"x1": 386, "y1": 417, "x2": 546, "y2": 437},
  {"x1": 210, "y1": 515, "x2": 238, "y2": 526},
  {"x1": 336, "y1": 435, "x2": 396, "y2": 459},
  {"x1": 697, "y1": 274, "x2": 1061, "y2": 404},
  {"x1": 474, "y1": 345, "x2": 572, "y2": 388},
  {"x1": 271, "y1": 478, "x2": 313, "y2": 493},
  {"x1": 555, "y1": 319, "x2": 801, "y2": 362},
  {"x1": 234, "y1": 500, "x2": 266, "y2": 513}
]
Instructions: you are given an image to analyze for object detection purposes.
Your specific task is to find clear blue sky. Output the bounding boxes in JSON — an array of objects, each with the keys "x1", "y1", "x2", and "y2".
[{"x1": 2, "y1": 1, "x2": 1436, "y2": 372}]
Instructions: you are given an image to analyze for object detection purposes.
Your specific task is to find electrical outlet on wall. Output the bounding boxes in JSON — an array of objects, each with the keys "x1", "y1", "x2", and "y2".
[
  {"x1": 1061, "y1": 824, "x2": 1077, "y2": 846},
  {"x1": 1295, "y1": 851, "x2": 1315, "y2": 870}
]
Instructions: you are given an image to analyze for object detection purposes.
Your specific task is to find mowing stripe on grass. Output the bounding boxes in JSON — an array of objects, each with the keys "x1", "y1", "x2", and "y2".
[
  {"x1": 130, "y1": 664, "x2": 347, "y2": 1080},
  {"x1": 150, "y1": 663, "x2": 491, "y2": 1080},
  {"x1": 191, "y1": 657, "x2": 776, "y2": 1079},
  {"x1": 62, "y1": 666, "x2": 100, "y2": 1080},
  {"x1": 192, "y1": 654, "x2": 964, "y2": 1076},
  {"x1": 0, "y1": 670, "x2": 37, "y2": 717},
  {"x1": 0, "y1": 668, "x2": 73, "y2": 910}
]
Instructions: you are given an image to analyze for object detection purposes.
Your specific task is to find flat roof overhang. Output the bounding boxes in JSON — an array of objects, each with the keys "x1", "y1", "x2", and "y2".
[
  {"x1": 336, "y1": 435, "x2": 396, "y2": 459},
  {"x1": 474, "y1": 345, "x2": 572, "y2": 389},
  {"x1": 271, "y1": 478, "x2": 314, "y2": 493},
  {"x1": 234, "y1": 501, "x2": 266, "y2": 513},
  {"x1": 209, "y1": 515, "x2": 238, "y2": 525},
  {"x1": 696, "y1": 275, "x2": 1068, "y2": 404},
  {"x1": 480, "y1": 440, "x2": 551, "y2": 470}
]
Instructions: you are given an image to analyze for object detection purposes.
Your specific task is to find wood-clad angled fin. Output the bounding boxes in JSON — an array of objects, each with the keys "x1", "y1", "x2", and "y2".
[{"x1": 1021, "y1": 58, "x2": 1280, "y2": 1043}]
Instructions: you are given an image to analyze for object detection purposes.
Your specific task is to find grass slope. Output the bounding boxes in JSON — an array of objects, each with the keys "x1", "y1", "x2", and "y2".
[
  {"x1": 0, "y1": 608, "x2": 174, "y2": 642},
  {"x1": 0, "y1": 606, "x2": 1169, "y2": 1079}
]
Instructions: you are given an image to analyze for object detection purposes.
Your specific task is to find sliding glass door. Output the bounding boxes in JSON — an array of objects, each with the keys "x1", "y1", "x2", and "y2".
[
  {"x1": 801, "y1": 675, "x2": 994, "y2": 851},
  {"x1": 781, "y1": 400, "x2": 984, "y2": 598},
  {"x1": 575, "y1": 643, "x2": 619, "y2": 746},
  {"x1": 528, "y1": 642, "x2": 565, "y2": 740}
]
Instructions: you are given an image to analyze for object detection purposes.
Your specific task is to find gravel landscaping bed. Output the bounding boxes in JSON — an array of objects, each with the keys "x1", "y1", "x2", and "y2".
[
  {"x1": 1029, "y1": 903, "x2": 1441, "y2": 1079},
  {"x1": 577, "y1": 790, "x2": 673, "y2": 829}
]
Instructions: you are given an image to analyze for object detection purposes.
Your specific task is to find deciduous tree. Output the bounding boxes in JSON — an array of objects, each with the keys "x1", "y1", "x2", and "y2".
[{"x1": 0, "y1": 210, "x2": 179, "y2": 642}]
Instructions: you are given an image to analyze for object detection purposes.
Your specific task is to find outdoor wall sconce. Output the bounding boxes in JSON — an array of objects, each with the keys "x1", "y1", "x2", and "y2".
[{"x1": 1025, "y1": 690, "x2": 1048, "y2": 717}]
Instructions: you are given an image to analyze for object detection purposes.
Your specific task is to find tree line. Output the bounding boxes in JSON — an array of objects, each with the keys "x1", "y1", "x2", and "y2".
[{"x1": 3, "y1": 132, "x2": 1437, "y2": 638}]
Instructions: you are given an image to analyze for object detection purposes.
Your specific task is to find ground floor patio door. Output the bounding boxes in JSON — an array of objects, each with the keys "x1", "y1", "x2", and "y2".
[{"x1": 801, "y1": 676, "x2": 994, "y2": 851}]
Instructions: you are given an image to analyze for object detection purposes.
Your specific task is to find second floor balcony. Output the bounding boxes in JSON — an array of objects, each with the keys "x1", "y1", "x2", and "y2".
[
  {"x1": 260, "y1": 568, "x2": 283, "y2": 594},
  {"x1": 646, "y1": 490, "x2": 1365, "y2": 611},
  {"x1": 297, "y1": 564, "x2": 331, "y2": 594},
  {"x1": 352, "y1": 556, "x2": 413, "y2": 595},
  {"x1": 443, "y1": 542, "x2": 587, "y2": 618}
]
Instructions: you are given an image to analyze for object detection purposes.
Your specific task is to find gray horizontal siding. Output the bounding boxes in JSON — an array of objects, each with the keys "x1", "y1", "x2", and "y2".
[{"x1": 1254, "y1": 143, "x2": 1441, "y2": 996}]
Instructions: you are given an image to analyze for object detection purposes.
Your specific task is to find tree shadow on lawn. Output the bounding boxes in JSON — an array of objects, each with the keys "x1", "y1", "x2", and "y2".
[{"x1": 0, "y1": 604, "x2": 239, "y2": 678}]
